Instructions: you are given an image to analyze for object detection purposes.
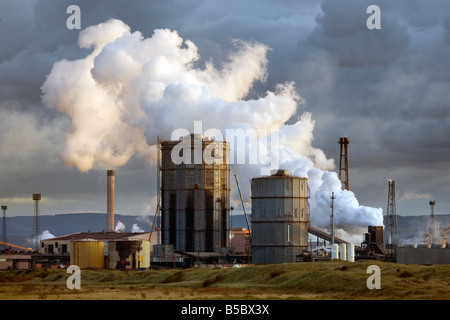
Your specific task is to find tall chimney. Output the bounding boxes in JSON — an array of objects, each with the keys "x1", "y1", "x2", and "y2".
[{"x1": 107, "y1": 170, "x2": 115, "y2": 231}]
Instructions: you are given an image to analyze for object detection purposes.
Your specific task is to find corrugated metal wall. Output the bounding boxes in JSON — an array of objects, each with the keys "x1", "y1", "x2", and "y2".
[{"x1": 251, "y1": 171, "x2": 309, "y2": 264}]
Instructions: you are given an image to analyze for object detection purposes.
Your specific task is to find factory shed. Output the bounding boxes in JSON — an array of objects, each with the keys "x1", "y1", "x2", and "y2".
[
  {"x1": 396, "y1": 245, "x2": 450, "y2": 265},
  {"x1": 41, "y1": 231, "x2": 154, "y2": 269},
  {"x1": 0, "y1": 253, "x2": 33, "y2": 270}
]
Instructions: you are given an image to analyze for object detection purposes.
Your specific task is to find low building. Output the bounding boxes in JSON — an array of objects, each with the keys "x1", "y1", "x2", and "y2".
[
  {"x1": 0, "y1": 253, "x2": 33, "y2": 270},
  {"x1": 396, "y1": 244, "x2": 450, "y2": 265},
  {"x1": 41, "y1": 231, "x2": 156, "y2": 269},
  {"x1": 230, "y1": 228, "x2": 251, "y2": 254}
]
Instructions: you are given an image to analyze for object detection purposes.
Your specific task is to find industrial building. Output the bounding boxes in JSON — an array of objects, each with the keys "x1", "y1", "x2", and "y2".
[
  {"x1": 229, "y1": 227, "x2": 251, "y2": 254},
  {"x1": 3, "y1": 135, "x2": 450, "y2": 269},
  {"x1": 33, "y1": 170, "x2": 157, "y2": 270},
  {"x1": 396, "y1": 245, "x2": 450, "y2": 264},
  {"x1": 251, "y1": 169, "x2": 310, "y2": 264},
  {"x1": 159, "y1": 134, "x2": 231, "y2": 253},
  {"x1": 41, "y1": 231, "x2": 156, "y2": 269}
]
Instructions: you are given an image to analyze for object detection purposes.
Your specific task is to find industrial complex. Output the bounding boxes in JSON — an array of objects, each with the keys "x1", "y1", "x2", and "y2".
[{"x1": 1, "y1": 136, "x2": 449, "y2": 270}]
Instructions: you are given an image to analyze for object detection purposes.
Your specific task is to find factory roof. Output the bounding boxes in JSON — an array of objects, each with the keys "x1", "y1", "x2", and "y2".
[
  {"x1": 252, "y1": 169, "x2": 307, "y2": 180},
  {"x1": 41, "y1": 231, "x2": 150, "y2": 242}
]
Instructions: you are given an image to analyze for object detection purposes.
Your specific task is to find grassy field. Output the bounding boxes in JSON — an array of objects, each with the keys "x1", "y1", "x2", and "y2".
[{"x1": 0, "y1": 260, "x2": 449, "y2": 300}]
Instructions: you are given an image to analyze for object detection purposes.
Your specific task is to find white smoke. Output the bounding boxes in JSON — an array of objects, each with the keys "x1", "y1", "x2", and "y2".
[
  {"x1": 131, "y1": 223, "x2": 144, "y2": 233},
  {"x1": 30, "y1": 230, "x2": 56, "y2": 247},
  {"x1": 40, "y1": 230, "x2": 55, "y2": 240},
  {"x1": 114, "y1": 220, "x2": 126, "y2": 232},
  {"x1": 41, "y1": 19, "x2": 383, "y2": 241}
]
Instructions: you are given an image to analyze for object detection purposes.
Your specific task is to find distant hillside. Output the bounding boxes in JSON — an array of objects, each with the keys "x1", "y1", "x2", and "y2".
[
  {"x1": 2, "y1": 213, "x2": 449, "y2": 249},
  {"x1": 1, "y1": 213, "x2": 250, "y2": 248}
]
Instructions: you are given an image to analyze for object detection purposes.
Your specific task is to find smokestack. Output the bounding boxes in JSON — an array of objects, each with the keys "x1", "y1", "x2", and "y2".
[{"x1": 107, "y1": 170, "x2": 115, "y2": 232}]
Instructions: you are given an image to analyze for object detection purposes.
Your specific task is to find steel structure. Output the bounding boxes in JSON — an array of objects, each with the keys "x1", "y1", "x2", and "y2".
[
  {"x1": 159, "y1": 134, "x2": 230, "y2": 253},
  {"x1": 32, "y1": 193, "x2": 41, "y2": 251},
  {"x1": 251, "y1": 169, "x2": 310, "y2": 264},
  {"x1": 338, "y1": 137, "x2": 350, "y2": 190},
  {"x1": 429, "y1": 200, "x2": 435, "y2": 220},
  {"x1": 0, "y1": 240, "x2": 32, "y2": 251},
  {"x1": 386, "y1": 180, "x2": 398, "y2": 244},
  {"x1": 1, "y1": 205, "x2": 7, "y2": 250}
]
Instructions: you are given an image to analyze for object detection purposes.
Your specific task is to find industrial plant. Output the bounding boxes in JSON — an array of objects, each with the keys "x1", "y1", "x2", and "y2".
[{"x1": 1, "y1": 136, "x2": 449, "y2": 271}]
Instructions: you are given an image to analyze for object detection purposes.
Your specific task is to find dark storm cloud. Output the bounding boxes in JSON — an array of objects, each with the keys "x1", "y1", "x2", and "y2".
[{"x1": 307, "y1": 0, "x2": 410, "y2": 68}]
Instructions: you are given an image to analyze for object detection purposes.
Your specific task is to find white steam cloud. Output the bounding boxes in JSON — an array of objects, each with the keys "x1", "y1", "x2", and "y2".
[
  {"x1": 131, "y1": 223, "x2": 144, "y2": 233},
  {"x1": 114, "y1": 220, "x2": 126, "y2": 232},
  {"x1": 41, "y1": 19, "x2": 383, "y2": 241},
  {"x1": 30, "y1": 230, "x2": 55, "y2": 247}
]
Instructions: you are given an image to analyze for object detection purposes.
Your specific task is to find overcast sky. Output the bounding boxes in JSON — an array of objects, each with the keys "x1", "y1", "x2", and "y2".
[{"x1": 1, "y1": 0, "x2": 450, "y2": 222}]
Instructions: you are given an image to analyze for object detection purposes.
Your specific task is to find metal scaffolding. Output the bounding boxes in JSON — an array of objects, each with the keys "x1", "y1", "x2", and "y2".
[
  {"x1": 32, "y1": 194, "x2": 41, "y2": 251},
  {"x1": 386, "y1": 180, "x2": 397, "y2": 245}
]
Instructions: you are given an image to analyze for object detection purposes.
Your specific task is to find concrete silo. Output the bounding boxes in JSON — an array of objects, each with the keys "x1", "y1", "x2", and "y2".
[
  {"x1": 160, "y1": 134, "x2": 230, "y2": 253},
  {"x1": 251, "y1": 169, "x2": 309, "y2": 264}
]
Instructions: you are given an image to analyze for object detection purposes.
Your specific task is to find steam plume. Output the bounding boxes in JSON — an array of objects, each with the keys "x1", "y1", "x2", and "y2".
[{"x1": 41, "y1": 19, "x2": 382, "y2": 241}]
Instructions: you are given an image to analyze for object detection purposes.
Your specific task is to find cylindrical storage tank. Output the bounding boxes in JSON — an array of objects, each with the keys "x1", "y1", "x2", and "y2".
[
  {"x1": 331, "y1": 244, "x2": 339, "y2": 260},
  {"x1": 70, "y1": 241, "x2": 104, "y2": 268},
  {"x1": 347, "y1": 244, "x2": 355, "y2": 262},
  {"x1": 339, "y1": 243, "x2": 347, "y2": 261},
  {"x1": 251, "y1": 170, "x2": 309, "y2": 264}
]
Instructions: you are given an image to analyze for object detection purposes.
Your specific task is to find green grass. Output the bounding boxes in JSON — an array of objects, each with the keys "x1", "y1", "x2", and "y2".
[{"x1": 0, "y1": 260, "x2": 449, "y2": 300}]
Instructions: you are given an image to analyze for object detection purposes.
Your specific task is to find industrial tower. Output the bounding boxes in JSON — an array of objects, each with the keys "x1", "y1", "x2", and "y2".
[
  {"x1": 159, "y1": 134, "x2": 231, "y2": 253},
  {"x1": 1, "y1": 205, "x2": 7, "y2": 250},
  {"x1": 32, "y1": 193, "x2": 41, "y2": 250},
  {"x1": 429, "y1": 200, "x2": 435, "y2": 220},
  {"x1": 386, "y1": 180, "x2": 398, "y2": 244},
  {"x1": 338, "y1": 137, "x2": 349, "y2": 190},
  {"x1": 107, "y1": 170, "x2": 115, "y2": 232}
]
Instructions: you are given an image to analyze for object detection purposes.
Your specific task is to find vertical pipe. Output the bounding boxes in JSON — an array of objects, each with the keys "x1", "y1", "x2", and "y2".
[
  {"x1": 107, "y1": 170, "x2": 115, "y2": 232},
  {"x1": 347, "y1": 243, "x2": 355, "y2": 262},
  {"x1": 339, "y1": 243, "x2": 347, "y2": 261},
  {"x1": 330, "y1": 192, "x2": 335, "y2": 244},
  {"x1": 331, "y1": 243, "x2": 339, "y2": 260}
]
